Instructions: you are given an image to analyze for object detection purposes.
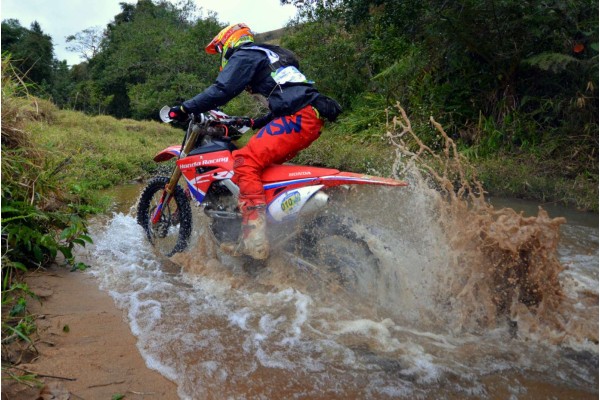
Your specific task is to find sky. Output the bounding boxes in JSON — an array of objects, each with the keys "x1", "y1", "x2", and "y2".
[{"x1": 1, "y1": 0, "x2": 298, "y2": 65}]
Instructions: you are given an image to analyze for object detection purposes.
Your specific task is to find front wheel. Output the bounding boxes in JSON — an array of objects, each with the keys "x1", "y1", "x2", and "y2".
[{"x1": 137, "y1": 176, "x2": 192, "y2": 257}]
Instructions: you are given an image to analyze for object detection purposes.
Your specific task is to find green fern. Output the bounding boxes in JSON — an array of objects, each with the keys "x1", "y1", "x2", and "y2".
[{"x1": 523, "y1": 52, "x2": 581, "y2": 73}]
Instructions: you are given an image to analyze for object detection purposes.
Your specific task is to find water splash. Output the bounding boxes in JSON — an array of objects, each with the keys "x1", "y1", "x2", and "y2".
[
  {"x1": 81, "y1": 107, "x2": 598, "y2": 398},
  {"x1": 386, "y1": 105, "x2": 596, "y2": 344}
]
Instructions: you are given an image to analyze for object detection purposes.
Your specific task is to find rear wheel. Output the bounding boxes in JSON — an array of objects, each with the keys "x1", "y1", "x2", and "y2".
[
  {"x1": 137, "y1": 176, "x2": 192, "y2": 257},
  {"x1": 297, "y1": 215, "x2": 380, "y2": 294}
]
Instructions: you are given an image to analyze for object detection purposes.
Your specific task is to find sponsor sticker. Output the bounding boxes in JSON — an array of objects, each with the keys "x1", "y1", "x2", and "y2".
[
  {"x1": 289, "y1": 171, "x2": 312, "y2": 177},
  {"x1": 201, "y1": 157, "x2": 229, "y2": 165},
  {"x1": 281, "y1": 191, "x2": 301, "y2": 213},
  {"x1": 180, "y1": 161, "x2": 203, "y2": 169}
]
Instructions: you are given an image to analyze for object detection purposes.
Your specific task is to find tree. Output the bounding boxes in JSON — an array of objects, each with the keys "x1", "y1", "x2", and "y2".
[
  {"x1": 49, "y1": 59, "x2": 75, "y2": 107},
  {"x1": 281, "y1": 20, "x2": 368, "y2": 108},
  {"x1": 1, "y1": 19, "x2": 54, "y2": 89},
  {"x1": 83, "y1": 0, "x2": 222, "y2": 118},
  {"x1": 66, "y1": 27, "x2": 104, "y2": 62}
]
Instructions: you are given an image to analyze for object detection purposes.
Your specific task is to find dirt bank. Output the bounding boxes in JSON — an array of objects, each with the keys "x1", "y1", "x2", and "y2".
[{"x1": 1, "y1": 266, "x2": 179, "y2": 400}]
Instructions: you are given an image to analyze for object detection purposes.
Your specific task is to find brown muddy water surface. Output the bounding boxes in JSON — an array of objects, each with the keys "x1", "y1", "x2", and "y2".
[{"x1": 80, "y1": 182, "x2": 598, "y2": 399}]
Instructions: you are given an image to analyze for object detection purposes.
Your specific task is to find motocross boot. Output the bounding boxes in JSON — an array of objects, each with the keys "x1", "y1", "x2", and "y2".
[
  {"x1": 240, "y1": 205, "x2": 268, "y2": 260},
  {"x1": 220, "y1": 195, "x2": 269, "y2": 260}
]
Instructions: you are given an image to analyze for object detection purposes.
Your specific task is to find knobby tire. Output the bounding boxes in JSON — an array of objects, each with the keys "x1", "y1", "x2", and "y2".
[{"x1": 137, "y1": 176, "x2": 192, "y2": 257}]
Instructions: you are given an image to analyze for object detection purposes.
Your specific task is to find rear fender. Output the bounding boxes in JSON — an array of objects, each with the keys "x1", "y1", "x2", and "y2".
[
  {"x1": 153, "y1": 145, "x2": 182, "y2": 162},
  {"x1": 319, "y1": 172, "x2": 408, "y2": 188}
]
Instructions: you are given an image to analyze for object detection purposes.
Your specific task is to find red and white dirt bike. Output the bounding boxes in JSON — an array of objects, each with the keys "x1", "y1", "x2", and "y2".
[{"x1": 137, "y1": 107, "x2": 407, "y2": 286}]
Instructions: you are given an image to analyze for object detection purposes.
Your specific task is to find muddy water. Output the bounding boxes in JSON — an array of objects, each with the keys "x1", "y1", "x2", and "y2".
[{"x1": 80, "y1": 183, "x2": 598, "y2": 400}]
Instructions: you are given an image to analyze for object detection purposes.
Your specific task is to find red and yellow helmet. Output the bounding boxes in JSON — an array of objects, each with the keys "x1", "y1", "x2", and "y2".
[{"x1": 205, "y1": 23, "x2": 254, "y2": 55}]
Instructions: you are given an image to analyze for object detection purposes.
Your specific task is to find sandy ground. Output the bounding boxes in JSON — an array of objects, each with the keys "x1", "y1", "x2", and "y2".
[{"x1": 2, "y1": 265, "x2": 179, "y2": 400}]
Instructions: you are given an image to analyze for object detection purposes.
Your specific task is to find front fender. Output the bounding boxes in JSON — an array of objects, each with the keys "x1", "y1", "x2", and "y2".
[{"x1": 153, "y1": 145, "x2": 182, "y2": 162}]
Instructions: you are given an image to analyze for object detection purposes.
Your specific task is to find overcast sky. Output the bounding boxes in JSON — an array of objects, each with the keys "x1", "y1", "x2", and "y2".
[{"x1": 1, "y1": 0, "x2": 298, "y2": 65}]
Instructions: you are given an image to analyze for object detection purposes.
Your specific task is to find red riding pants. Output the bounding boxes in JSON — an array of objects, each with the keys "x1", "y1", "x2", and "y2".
[{"x1": 232, "y1": 105, "x2": 324, "y2": 209}]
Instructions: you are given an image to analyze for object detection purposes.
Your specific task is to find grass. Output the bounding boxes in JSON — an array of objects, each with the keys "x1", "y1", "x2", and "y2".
[
  {"x1": 28, "y1": 109, "x2": 183, "y2": 210},
  {"x1": 1, "y1": 60, "x2": 53, "y2": 386},
  {"x1": 292, "y1": 111, "x2": 598, "y2": 212},
  {"x1": 16, "y1": 91, "x2": 596, "y2": 214},
  {"x1": 1, "y1": 58, "x2": 182, "y2": 390},
  {"x1": 476, "y1": 153, "x2": 599, "y2": 211}
]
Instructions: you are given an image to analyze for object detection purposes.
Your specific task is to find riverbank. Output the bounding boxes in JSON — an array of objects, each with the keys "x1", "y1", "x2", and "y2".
[
  {"x1": 294, "y1": 127, "x2": 599, "y2": 213},
  {"x1": 1, "y1": 265, "x2": 178, "y2": 400}
]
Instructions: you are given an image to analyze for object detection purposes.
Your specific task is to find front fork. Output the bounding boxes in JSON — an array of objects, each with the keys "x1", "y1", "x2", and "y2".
[
  {"x1": 151, "y1": 168, "x2": 183, "y2": 224},
  {"x1": 150, "y1": 123, "x2": 201, "y2": 224}
]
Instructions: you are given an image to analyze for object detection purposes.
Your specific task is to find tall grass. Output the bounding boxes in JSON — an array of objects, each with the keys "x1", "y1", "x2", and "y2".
[
  {"x1": 1, "y1": 55, "x2": 184, "y2": 384},
  {"x1": 33, "y1": 110, "x2": 182, "y2": 205},
  {"x1": 0, "y1": 55, "x2": 183, "y2": 385},
  {"x1": 0, "y1": 57, "x2": 89, "y2": 383},
  {"x1": 295, "y1": 101, "x2": 598, "y2": 211}
]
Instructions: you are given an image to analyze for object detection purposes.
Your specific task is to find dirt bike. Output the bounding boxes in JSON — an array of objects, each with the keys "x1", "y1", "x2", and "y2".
[{"x1": 137, "y1": 106, "x2": 407, "y2": 288}]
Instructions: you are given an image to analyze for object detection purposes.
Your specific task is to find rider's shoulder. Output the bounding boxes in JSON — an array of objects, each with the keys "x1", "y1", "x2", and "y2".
[{"x1": 230, "y1": 44, "x2": 268, "y2": 59}]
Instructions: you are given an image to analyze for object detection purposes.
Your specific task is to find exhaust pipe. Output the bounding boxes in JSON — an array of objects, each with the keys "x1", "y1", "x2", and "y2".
[{"x1": 298, "y1": 192, "x2": 329, "y2": 217}]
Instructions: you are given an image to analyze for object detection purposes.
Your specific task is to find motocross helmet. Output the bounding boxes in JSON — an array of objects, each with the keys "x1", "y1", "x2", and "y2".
[{"x1": 205, "y1": 23, "x2": 254, "y2": 70}]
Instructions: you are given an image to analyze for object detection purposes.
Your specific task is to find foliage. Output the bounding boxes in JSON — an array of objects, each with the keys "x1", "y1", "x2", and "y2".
[
  {"x1": 476, "y1": 153, "x2": 599, "y2": 211},
  {"x1": 1, "y1": 258, "x2": 37, "y2": 345},
  {"x1": 1, "y1": 202, "x2": 92, "y2": 269},
  {"x1": 220, "y1": 91, "x2": 270, "y2": 118},
  {"x1": 0, "y1": 56, "x2": 184, "y2": 388},
  {"x1": 281, "y1": 9, "x2": 369, "y2": 108},
  {"x1": 282, "y1": 0, "x2": 597, "y2": 208},
  {"x1": 1, "y1": 20, "x2": 54, "y2": 93},
  {"x1": 81, "y1": 0, "x2": 222, "y2": 119},
  {"x1": 1, "y1": 0, "x2": 597, "y2": 208},
  {"x1": 1, "y1": 57, "x2": 97, "y2": 375},
  {"x1": 1, "y1": 57, "x2": 92, "y2": 266}
]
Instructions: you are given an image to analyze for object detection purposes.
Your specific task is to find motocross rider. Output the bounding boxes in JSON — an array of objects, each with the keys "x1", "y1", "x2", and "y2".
[{"x1": 168, "y1": 23, "x2": 341, "y2": 260}]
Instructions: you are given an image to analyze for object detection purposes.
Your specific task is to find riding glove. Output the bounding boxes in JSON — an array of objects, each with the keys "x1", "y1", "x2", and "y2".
[
  {"x1": 234, "y1": 117, "x2": 254, "y2": 128},
  {"x1": 169, "y1": 105, "x2": 188, "y2": 121}
]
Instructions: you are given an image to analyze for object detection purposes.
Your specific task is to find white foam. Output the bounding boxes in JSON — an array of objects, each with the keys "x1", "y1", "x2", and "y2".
[
  {"x1": 83, "y1": 192, "x2": 598, "y2": 399},
  {"x1": 141, "y1": 351, "x2": 179, "y2": 382},
  {"x1": 334, "y1": 318, "x2": 402, "y2": 352},
  {"x1": 200, "y1": 361, "x2": 228, "y2": 382},
  {"x1": 228, "y1": 307, "x2": 252, "y2": 330},
  {"x1": 256, "y1": 347, "x2": 294, "y2": 369}
]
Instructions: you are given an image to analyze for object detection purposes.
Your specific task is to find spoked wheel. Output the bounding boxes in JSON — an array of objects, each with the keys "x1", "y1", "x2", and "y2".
[
  {"x1": 137, "y1": 176, "x2": 192, "y2": 257},
  {"x1": 296, "y1": 215, "x2": 380, "y2": 295}
]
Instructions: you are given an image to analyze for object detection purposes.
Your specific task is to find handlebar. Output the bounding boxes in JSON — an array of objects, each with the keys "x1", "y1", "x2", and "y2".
[{"x1": 159, "y1": 105, "x2": 251, "y2": 131}]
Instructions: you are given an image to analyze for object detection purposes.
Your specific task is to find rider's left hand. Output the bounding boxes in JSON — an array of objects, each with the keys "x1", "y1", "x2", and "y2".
[{"x1": 169, "y1": 105, "x2": 188, "y2": 121}]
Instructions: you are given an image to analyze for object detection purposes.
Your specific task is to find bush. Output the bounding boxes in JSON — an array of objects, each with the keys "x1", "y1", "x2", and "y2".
[{"x1": 1, "y1": 57, "x2": 95, "y2": 371}]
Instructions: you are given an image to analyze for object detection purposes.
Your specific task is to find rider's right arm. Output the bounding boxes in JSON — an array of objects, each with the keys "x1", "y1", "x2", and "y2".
[{"x1": 182, "y1": 51, "x2": 264, "y2": 115}]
